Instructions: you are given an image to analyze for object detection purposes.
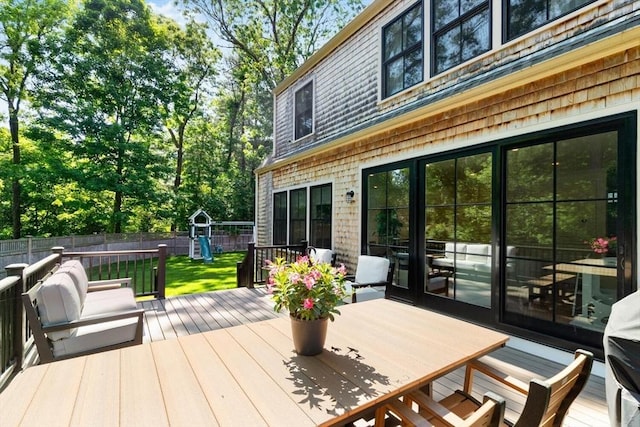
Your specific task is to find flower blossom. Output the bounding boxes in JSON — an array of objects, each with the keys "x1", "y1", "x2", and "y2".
[
  {"x1": 303, "y1": 298, "x2": 314, "y2": 309},
  {"x1": 304, "y1": 275, "x2": 316, "y2": 290}
]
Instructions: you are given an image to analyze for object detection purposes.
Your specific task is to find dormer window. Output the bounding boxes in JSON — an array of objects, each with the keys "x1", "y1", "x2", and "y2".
[
  {"x1": 294, "y1": 81, "x2": 314, "y2": 140},
  {"x1": 382, "y1": 2, "x2": 423, "y2": 98}
]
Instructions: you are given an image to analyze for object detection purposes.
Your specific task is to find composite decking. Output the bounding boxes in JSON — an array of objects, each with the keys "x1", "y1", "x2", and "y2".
[{"x1": 137, "y1": 288, "x2": 608, "y2": 426}]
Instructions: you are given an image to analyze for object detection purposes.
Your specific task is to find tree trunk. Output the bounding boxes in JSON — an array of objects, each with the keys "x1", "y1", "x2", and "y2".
[
  {"x1": 113, "y1": 147, "x2": 124, "y2": 233},
  {"x1": 9, "y1": 107, "x2": 22, "y2": 239}
]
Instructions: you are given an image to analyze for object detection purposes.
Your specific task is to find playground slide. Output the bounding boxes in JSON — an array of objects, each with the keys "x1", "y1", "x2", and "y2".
[{"x1": 198, "y1": 236, "x2": 213, "y2": 263}]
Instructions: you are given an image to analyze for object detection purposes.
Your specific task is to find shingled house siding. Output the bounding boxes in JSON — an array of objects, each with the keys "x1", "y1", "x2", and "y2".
[
  {"x1": 272, "y1": 0, "x2": 637, "y2": 162},
  {"x1": 273, "y1": 0, "x2": 413, "y2": 159},
  {"x1": 258, "y1": 45, "x2": 640, "y2": 268}
]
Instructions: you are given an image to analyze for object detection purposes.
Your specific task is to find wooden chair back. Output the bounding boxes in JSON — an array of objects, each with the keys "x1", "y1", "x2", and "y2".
[{"x1": 515, "y1": 349, "x2": 593, "y2": 427}]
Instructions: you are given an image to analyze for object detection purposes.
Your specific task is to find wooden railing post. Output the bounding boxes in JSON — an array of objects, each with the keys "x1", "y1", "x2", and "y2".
[
  {"x1": 246, "y1": 242, "x2": 255, "y2": 289},
  {"x1": 157, "y1": 244, "x2": 167, "y2": 299},
  {"x1": 5, "y1": 263, "x2": 28, "y2": 371},
  {"x1": 52, "y1": 246, "x2": 64, "y2": 256}
]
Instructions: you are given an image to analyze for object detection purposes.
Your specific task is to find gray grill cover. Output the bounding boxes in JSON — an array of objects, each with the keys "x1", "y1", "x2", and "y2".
[{"x1": 604, "y1": 291, "x2": 640, "y2": 426}]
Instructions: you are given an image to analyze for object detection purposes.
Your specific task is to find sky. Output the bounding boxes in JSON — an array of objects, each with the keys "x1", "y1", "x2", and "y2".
[{"x1": 147, "y1": 0, "x2": 190, "y2": 26}]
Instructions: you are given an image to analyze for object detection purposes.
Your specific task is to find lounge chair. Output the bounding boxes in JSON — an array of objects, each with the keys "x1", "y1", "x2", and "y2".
[{"x1": 344, "y1": 255, "x2": 394, "y2": 303}]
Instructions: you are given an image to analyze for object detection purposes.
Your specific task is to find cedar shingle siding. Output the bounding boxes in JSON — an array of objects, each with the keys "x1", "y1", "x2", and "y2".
[{"x1": 260, "y1": 0, "x2": 639, "y2": 260}]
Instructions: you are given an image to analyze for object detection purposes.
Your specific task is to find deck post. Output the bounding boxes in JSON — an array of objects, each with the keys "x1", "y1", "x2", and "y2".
[
  {"x1": 157, "y1": 244, "x2": 167, "y2": 299},
  {"x1": 5, "y1": 263, "x2": 28, "y2": 371},
  {"x1": 246, "y1": 242, "x2": 255, "y2": 288}
]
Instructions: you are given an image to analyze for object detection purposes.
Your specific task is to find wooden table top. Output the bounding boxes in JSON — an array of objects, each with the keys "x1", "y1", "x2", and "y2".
[
  {"x1": 0, "y1": 299, "x2": 508, "y2": 427},
  {"x1": 547, "y1": 258, "x2": 617, "y2": 277}
]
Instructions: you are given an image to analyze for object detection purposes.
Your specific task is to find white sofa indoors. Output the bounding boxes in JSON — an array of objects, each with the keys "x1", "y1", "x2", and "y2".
[
  {"x1": 22, "y1": 260, "x2": 144, "y2": 364},
  {"x1": 431, "y1": 243, "x2": 516, "y2": 275}
]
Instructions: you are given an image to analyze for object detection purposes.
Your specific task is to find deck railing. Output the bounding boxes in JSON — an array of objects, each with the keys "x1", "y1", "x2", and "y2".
[
  {"x1": 0, "y1": 245, "x2": 167, "y2": 391},
  {"x1": 237, "y1": 241, "x2": 308, "y2": 288},
  {"x1": 56, "y1": 245, "x2": 168, "y2": 299}
]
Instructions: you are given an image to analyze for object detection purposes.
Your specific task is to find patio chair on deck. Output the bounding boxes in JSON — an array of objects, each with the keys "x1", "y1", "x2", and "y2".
[
  {"x1": 375, "y1": 391, "x2": 506, "y2": 427},
  {"x1": 344, "y1": 255, "x2": 394, "y2": 303},
  {"x1": 374, "y1": 349, "x2": 593, "y2": 427},
  {"x1": 308, "y1": 247, "x2": 336, "y2": 266}
]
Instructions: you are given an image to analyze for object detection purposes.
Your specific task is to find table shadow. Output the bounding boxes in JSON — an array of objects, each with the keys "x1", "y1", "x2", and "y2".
[{"x1": 284, "y1": 345, "x2": 391, "y2": 418}]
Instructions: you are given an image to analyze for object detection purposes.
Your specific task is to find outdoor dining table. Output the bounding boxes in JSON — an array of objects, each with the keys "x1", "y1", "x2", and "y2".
[{"x1": 0, "y1": 298, "x2": 508, "y2": 427}]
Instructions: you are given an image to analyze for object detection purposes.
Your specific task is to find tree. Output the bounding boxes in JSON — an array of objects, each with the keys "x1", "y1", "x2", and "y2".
[
  {"x1": 179, "y1": 0, "x2": 365, "y2": 222},
  {"x1": 0, "y1": 0, "x2": 68, "y2": 238},
  {"x1": 157, "y1": 19, "x2": 220, "y2": 230},
  {"x1": 182, "y1": 0, "x2": 364, "y2": 88},
  {"x1": 33, "y1": 0, "x2": 173, "y2": 233}
]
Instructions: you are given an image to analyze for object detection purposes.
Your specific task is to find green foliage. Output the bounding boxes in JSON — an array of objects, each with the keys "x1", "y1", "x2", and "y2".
[
  {"x1": 32, "y1": 0, "x2": 173, "y2": 233},
  {"x1": 0, "y1": 0, "x2": 365, "y2": 238}
]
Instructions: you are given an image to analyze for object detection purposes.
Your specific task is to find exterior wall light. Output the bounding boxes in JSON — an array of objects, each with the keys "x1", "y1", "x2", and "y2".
[{"x1": 345, "y1": 190, "x2": 355, "y2": 203}]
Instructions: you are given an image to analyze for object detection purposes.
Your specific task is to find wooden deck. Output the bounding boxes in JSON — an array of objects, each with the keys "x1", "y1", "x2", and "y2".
[{"x1": 138, "y1": 288, "x2": 608, "y2": 426}]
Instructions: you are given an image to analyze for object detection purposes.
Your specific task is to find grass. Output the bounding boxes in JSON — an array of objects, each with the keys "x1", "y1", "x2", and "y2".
[
  {"x1": 86, "y1": 252, "x2": 247, "y2": 297},
  {"x1": 164, "y1": 252, "x2": 247, "y2": 297}
]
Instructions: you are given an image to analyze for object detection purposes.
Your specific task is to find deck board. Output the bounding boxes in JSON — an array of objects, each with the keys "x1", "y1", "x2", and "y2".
[
  {"x1": 136, "y1": 288, "x2": 608, "y2": 426},
  {"x1": 0, "y1": 289, "x2": 609, "y2": 426}
]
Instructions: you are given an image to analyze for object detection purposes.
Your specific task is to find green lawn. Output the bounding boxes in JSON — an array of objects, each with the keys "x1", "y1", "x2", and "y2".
[{"x1": 164, "y1": 252, "x2": 247, "y2": 297}]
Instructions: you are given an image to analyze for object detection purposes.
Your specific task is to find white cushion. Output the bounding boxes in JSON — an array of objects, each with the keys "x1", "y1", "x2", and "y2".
[
  {"x1": 444, "y1": 243, "x2": 468, "y2": 261},
  {"x1": 310, "y1": 248, "x2": 333, "y2": 264},
  {"x1": 51, "y1": 318, "x2": 139, "y2": 358},
  {"x1": 83, "y1": 288, "x2": 137, "y2": 317},
  {"x1": 466, "y1": 244, "x2": 490, "y2": 264},
  {"x1": 354, "y1": 256, "x2": 389, "y2": 284},
  {"x1": 352, "y1": 287, "x2": 384, "y2": 302},
  {"x1": 56, "y1": 260, "x2": 89, "y2": 305},
  {"x1": 37, "y1": 274, "x2": 82, "y2": 341}
]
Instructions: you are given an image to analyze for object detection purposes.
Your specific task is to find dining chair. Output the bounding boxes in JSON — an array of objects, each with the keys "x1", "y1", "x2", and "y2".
[
  {"x1": 374, "y1": 349, "x2": 593, "y2": 427},
  {"x1": 343, "y1": 255, "x2": 394, "y2": 303},
  {"x1": 374, "y1": 391, "x2": 506, "y2": 427}
]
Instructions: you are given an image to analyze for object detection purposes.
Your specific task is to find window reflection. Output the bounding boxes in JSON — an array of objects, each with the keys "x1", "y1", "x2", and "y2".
[
  {"x1": 433, "y1": 0, "x2": 490, "y2": 74},
  {"x1": 507, "y1": 0, "x2": 595, "y2": 41},
  {"x1": 382, "y1": 3, "x2": 423, "y2": 97},
  {"x1": 504, "y1": 131, "x2": 618, "y2": 333},
  {"x1": 425, "y1": 152, "x2": 492, "y2": 307},
  {"x1": 367, "y1": 168, "x2": 410, "y2": 288}
]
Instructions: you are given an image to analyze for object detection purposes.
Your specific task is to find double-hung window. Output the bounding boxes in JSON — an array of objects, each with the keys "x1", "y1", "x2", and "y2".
[
  {"x1": 294, "y1": 81, "x2": 313, "y2": 140},
  {"x1": 289, "y1": 188, "x2": 307, "y2": 244},
  {"x1": 506, "y1": 0, "x2": 595, "y2": 41},
  {"x1": 273, "y1": 192, "x2": 287, "y2": 245},
  {"x1": 382, "y1": 3, "x2": 423, "y2": 98},
  {"x1": 432, "y1": 0, "x2": 490, "y2": 75},
  {"x1": 310, "y1": 184, "x2": 332, "y2": 248}
]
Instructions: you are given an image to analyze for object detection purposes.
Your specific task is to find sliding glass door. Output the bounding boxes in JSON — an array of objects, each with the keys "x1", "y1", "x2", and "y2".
[
  {"x1": 504, "y1": 131, "x2": 621, "y2": 334},
  {"x1": 424, "y1": 152, "x2": 493, "y2": 307}
]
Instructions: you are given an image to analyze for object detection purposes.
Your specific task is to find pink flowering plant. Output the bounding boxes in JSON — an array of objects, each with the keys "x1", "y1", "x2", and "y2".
[
  {"x1": 585, "y1": 236, "x2": 617, "y2": 255},
  {"x1": 266, "y1": 256, "x2": 348, "y2": 321}
]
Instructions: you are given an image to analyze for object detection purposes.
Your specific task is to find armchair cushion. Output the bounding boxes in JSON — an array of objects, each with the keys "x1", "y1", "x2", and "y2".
[
  {"x1": 310, "y1": 248, "x2": 334, "y2": 265},
  {"x1": 36, "y1": 273, "x2": 82, "y2": 341},
  {"x1": 55, "y1": 260, "x2": 90, "y2": 304},
  {"x1": 354, "y1": 255, "x2": 390, "y2": 284},
  {"x1": 50, "y1": 317, "x2": 140, "y2": 358},
  {"x1": 82, "y1": 287, "x2": 137, "y2": 317}
]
